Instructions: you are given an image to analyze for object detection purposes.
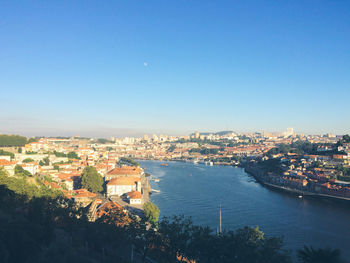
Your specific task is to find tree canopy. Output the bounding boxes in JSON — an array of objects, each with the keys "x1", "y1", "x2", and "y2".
[
  {"x1": 143, "y1": 201, "x2": 160, "y2": 226},
  {"x1": 297, "y1": 246, "x2": 343, "y2": 263},
  {"x1": 67, "y1": 151, "x2": 80, "y2": 159},
  {"x1": 0, "y1": 134, "x2": 27, "y2": 146},
  {"x1": 14, "y1": 165, "x2": 32, "y2": 177},
  {"x1": 23, "y1": 158, "x2": 35, "y2": 163},
  {"x1": 0, "y1": 173, "x2": 345, "y2": 263},
  {"x1": 0, "y1": 149, "x2": 14, "y2": 159},
  {"x1": 80, "y1": 166, "x2": 103, "y2": 193},
  {"x1": 118, "y1": 157, "x2": 140, "y2": 167}
]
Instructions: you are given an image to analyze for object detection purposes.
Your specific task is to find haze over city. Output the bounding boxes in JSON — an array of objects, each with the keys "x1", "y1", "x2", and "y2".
[{"x1": 1, "y1": 1, "x2": 350, "y2": 137}]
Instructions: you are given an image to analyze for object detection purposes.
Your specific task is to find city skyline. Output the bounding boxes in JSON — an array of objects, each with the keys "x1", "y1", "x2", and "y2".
[{"x1": 1, "y1": 1, "x2": 350, "y2": 136}]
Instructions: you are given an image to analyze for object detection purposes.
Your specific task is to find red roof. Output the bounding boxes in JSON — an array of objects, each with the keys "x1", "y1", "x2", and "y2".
[
  {"x1": 0, "y1": 159, "x2": 16, "y2": 166},
  {"x1": 107, "y1": 177, "x2": 141, "y2": 186},
  {"x1": 74, "y1": 189, "x2": 97, "y2": 198},
  {"x1": 127, "y1": 191, "x2": 142, "y2": 199},
  {"x1": 107, "y1": 166, "x2": 141, "y2": 176}
]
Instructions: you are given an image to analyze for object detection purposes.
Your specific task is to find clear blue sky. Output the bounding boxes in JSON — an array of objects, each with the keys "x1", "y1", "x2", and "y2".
[{"x1": 1, "y1": 1, "x2": 349, "y2": 137}]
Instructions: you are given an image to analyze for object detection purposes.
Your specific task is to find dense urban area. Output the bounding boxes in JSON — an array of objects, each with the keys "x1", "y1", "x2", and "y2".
[{"x1": 0, "y1": 129, "x2": 349, "y2": 262}]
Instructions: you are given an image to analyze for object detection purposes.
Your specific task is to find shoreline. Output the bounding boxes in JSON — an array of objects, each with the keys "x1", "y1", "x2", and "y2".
[
  {"x1": 244, "y1": 166, "x2": 350, "y2": 203},
  {"x1": 139, "y1": 159, "x2": 350, "y2": 203}
]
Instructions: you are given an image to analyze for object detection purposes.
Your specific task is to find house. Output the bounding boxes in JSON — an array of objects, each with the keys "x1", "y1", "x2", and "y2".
[
  {"x1": 107, "y1": 177, "x2": 141, "y2": 197},
  {"x1": 96, "y1": 201, "x2": 130, "y2": 226},
  {"x1": 73, "y1": 189, "x2": 97, "y2": 206},
  {"x1": 0, "y1": 159, "x2": 17, "y2": 176},
  {"x1": 57, "y1": 173, "x2": 74, "y2": 191},
  {"x1": 127, "y1": 191, "x2": 142, "y2": 205},
  {"x1": 21, "y1": 162, "x2": 40, "y2": 175},
  {"x1": 105, "y1": 166, "x2": 143, "y2": 180}
]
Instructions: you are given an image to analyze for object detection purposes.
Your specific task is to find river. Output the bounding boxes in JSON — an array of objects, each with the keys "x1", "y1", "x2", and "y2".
[{"x1": 139, "y1": 160, "x2": 350, "y2": 259}]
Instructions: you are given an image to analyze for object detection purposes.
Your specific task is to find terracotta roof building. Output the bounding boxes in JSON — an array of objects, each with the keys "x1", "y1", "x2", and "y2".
[
  {"x1": 107, "y1": 177, "x2": 141, "y2": 197},
  {"x1": 105, "y1": 166, "x2": 143, "y2": 180},
  {"x1": 127, "y1": 191, "x2": 142, "y2": 205}
]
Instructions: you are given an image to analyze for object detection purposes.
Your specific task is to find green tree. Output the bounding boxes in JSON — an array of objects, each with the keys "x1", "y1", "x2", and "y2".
[
  {"x1": 80, "y1": 166, "x2": 103, "y2": 193},
  {"x1": 43, "y1": 157, "x2": 50, "y2": 166},
  {"x1": 297, "y1": 246, "x2": 343, "y2": 263},
  {"x1": 0, "y1": 150, "x2": 14, "y2": 159},
  {"x1": 159, "y1": 215, "x2": 194, "y2": 262},
  {"x1": 23, "y1": 158, "x2": 35, "y2": 163},
  {"x1": 53, "y1": 150, "x2": 66, "y2": 157},
  {"x1": 0, "y1": 134, "x2": 27, "y2": 146},
  {"x1": 119, "y1": 157, "x2": 140, "y2": 167},
  {"x1": 143, "y1": 202, "x2": 160, "y2": 227},
  {"x1": 67, "y1": 151, "x2": 80, "y2": 159},
  {"x1": 14, "y1": 165, "x2": 32, "y2": 177},
  {"x1": 18, "y1": 147, "x2": 22, "y2": 153}
]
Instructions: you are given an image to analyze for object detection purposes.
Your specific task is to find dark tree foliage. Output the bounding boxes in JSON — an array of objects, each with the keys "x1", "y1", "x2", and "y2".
[
  {"x1": 259, "y1": 158, "x2": 283, "y2": 173},
  {"x1": 336, "y1": 134, "x2": 350, "y2": 147},
  {"x1": 67, "y1": 151, "x2": 80, "y2": 159},
  {"x1": 119, "y1": 157, "x2": 140, "y2": 167},
  {"x1": 0, "y1": 168, "x2": 344, "y2": 263},
  {"x1": 0, "y1": 185, "x2": 129, "y2": 263},
  {"x1": 53, "y1": 151, "x2": 67, "y2": 157},
  {"x1": 0, "y1": 150, "x2": 14, "y2": 158},
  {"x1": 267, "y1": 141, "x2": 320, "y2": 156},
  {"x1": 27, "y1": 137, "x2": 39, "y2": 143},
  {"x1": 23, "y1": 158, "x2": 35, "y2": 163},
  {"x1": 14, "y1": 165, "x2": 32, "y2": 177},
  {"x1": 97, "y1": 138, "x2": 113, "y2": 144},
  {"x1": 167, "y1": 145, "x2": 176, "y2": 152},
  {"x1": 297, "y1": 246, "x2": 344, "y2": 263}
]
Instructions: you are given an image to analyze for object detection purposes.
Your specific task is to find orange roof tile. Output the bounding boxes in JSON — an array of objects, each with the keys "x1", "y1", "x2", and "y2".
[
  {"x1": 107, "y1": 177, "x2": 141, "y2": 186},
  {"x1": 0, "y1": 159, "x2": 16, "y2": 166},
  {"x1": 127, "y1": 191, "x2": 142, "y2": 199},
  {"x1": 107, "y1": 166, "x2": 141, "y2": 176}
]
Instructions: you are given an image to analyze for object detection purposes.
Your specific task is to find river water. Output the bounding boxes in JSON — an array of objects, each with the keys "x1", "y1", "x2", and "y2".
[{"x1": 139, "y1": 160, "x2": 350, "y2": 259}]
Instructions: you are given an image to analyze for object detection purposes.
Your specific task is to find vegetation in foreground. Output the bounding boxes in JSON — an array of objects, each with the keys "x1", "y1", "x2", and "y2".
[{"x1": 0, "y1": 168, "x2": 346, "y2": 263}]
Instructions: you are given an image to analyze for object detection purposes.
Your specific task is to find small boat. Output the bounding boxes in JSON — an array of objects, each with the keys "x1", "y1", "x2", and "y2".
[
  {"x1": 209, "y1": 161, "x2": 214, "y2": 166},
  {"x1": 189, "y1": 173, "x2": 192, "y2": 177},
  {"x1": 160, "y1": 163, "x2": 168, "y2": 167},
  {"x1": 154, "y1": 178, "x2": 160, "y2": 182},
  {"x1": 298, "y1": 195, "x2": 303, "y2": 198},
  {"x1": 152, "y1": 189, "x2": 160, "y2": 193}
]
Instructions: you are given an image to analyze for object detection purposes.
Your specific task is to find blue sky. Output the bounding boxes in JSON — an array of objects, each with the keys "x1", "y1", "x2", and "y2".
[{"x1": 0, "y1": 1, "x2": 349, "y2": 137}]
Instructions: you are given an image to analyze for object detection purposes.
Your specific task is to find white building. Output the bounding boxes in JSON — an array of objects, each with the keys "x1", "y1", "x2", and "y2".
[
  {"x1": 107, "y1": 177, "x2": 141, "y2": 197},
  {"x1": 127, "y1": 191, "x2": 142, "y2": 205}
]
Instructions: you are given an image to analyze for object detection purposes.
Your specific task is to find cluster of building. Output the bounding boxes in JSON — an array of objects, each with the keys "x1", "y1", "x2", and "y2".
[
  {"x1": 1, "y1": 128, "x2": 349, "y2": 214},
  {"x1": 0, "y1": 137, "x2": 150, "y2": 221},
  {"x1": 250, "y1": 142, "x2": 350, "y2": 200}
]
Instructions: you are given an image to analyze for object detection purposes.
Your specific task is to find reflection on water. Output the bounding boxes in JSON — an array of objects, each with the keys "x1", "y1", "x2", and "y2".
[{"x1": 140, "y1": 160, "x2": 350, "y2": 258}]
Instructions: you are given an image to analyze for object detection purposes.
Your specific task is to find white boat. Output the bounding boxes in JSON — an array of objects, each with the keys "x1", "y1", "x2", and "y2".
[
  {"x1": 298, "y1": 195, "x2": 303, "y2": 198},
  {"x1": 209, "y1": 161, "x2": 213, "y2": 166}
]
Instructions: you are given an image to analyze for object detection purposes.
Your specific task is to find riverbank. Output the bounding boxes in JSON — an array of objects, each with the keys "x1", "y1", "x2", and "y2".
[
  {"x1": 137, "y1": 157, "x2": 240, "y2": 167},
  {"x1": 244, "y1": 165, "x2": 350, "y2": 203}
]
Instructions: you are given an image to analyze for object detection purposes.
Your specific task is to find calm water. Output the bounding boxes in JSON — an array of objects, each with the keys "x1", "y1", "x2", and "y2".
[{"x1": 140, "y1": 160, "x2": 350, "y2": 259}]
